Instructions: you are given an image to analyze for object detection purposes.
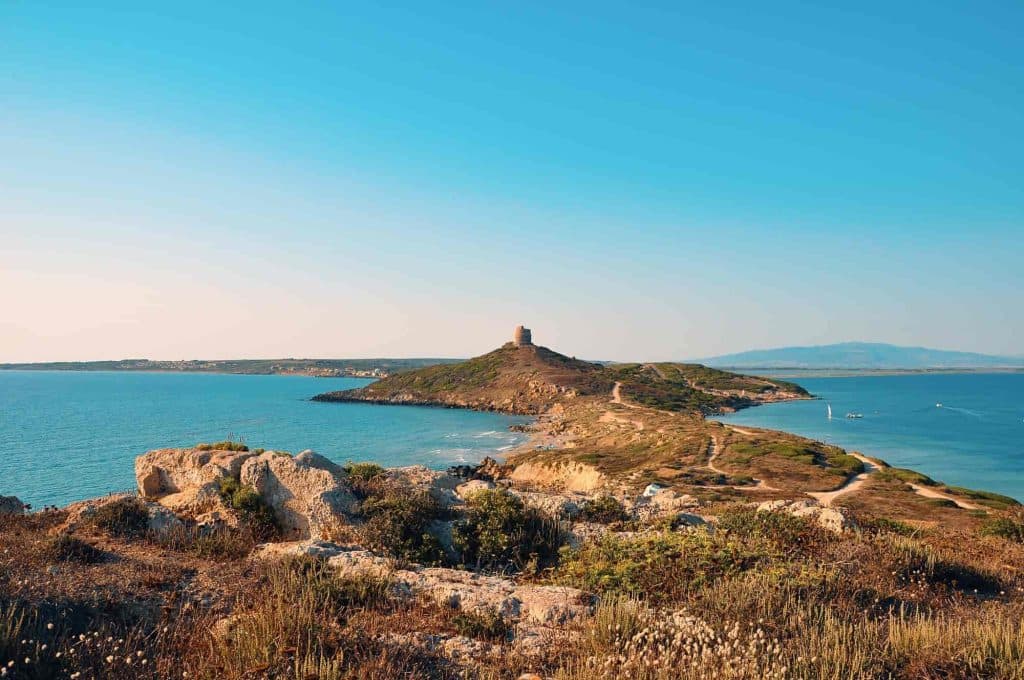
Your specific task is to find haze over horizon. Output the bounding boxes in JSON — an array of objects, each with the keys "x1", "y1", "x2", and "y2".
[{"x1": 3, "y1": 2, "x2": 1022, "y2": 363}]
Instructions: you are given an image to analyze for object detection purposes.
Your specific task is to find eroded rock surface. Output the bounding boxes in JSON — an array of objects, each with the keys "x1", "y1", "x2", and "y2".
[
  {"x1": 256, "y1": 540, "x2": 593, "y2": 627},
  {"x1": 60, "y1": 494, "x2": 184, "y2": 536},
  {"x1": 135, "y1": 447, "x2": 257, "y2": 513},
  {"x1": 757, "y1": 498, "x2": 855, "y2": 533},
  {"x1": 240, "y1": 450, "x2": 358, "y2": 540}
]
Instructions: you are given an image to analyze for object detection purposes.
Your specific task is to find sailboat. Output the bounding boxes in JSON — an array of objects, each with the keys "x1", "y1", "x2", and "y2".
[{"x1": 827, "y1": 403, "x2": 832, "y2": 420}]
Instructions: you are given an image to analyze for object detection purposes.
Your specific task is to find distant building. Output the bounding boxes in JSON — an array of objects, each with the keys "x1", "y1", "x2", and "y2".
[{"x1": 513, "y1": 325, "x2": 533, "y2": 346}]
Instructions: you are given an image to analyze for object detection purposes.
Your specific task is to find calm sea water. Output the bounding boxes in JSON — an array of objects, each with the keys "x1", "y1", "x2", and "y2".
[
  {"x1": 717, "y1": 373, "x2": 1024, "y2": 501},
  {"x1": 0, "y1": 371, "x2": 529, "y2": 508}
]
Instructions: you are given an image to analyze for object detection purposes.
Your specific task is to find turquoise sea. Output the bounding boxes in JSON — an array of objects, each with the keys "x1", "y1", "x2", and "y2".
[
  {"x1": 0, "y1": 371, "x2": 529, "y2": 508},
  {"x1": 717, "y1": 372, "x2": 1024, "y2": 501}
]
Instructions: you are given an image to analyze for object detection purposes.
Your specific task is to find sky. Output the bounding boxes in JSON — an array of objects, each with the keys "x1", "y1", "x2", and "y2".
[{"x1": 2, "y1": 1, "x2": 1022, "y2": 362}]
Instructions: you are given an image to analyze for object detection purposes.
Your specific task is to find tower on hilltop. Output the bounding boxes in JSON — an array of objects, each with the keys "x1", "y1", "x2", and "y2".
[{"x1": 513, "y1": 325, "x2": 533, "y2": 347}]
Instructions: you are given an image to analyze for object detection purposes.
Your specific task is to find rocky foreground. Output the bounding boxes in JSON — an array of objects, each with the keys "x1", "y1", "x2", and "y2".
[{"x1": 3, "y1": 439, "x2": 1024, "y2": 679}]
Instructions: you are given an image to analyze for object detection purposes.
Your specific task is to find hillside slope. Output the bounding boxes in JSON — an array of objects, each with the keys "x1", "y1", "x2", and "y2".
[{"x1": 313, "y1": 342, "x2": 809, "y2": 415}]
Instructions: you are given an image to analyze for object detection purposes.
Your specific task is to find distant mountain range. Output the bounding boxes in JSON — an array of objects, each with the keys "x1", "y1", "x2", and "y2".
[{"x1": 698, "y1": 342, "x2": 1024, "y2": 369}]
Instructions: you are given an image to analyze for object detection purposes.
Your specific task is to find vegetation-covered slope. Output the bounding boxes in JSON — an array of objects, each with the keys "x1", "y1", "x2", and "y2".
[{"x1": 314, "y1": 344, "x2": 808, "y2": 415}]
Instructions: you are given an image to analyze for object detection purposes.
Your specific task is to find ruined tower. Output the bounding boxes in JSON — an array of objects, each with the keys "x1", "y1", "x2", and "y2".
[{"x1": 513, "y1": 325, "x2": 533, "y2": 347}]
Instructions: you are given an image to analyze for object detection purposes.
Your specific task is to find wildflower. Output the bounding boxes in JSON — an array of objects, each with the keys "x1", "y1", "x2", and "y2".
[
  {"x1": 106, "y1": 655, "x2": 114, "y2": 663},
  {"x1": 46, "y1": 623, "x2": 54, "y2": 630}
]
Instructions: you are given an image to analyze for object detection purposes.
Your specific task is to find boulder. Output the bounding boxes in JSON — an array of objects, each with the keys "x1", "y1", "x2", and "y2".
[
  {"x1": 510, "y1": 490, "x2": 583, "y2": 519},
  {"x1": 633, "y1": 488, "x2": 698, "y2": 520},
  {"x1": 60, "y1": 494, "x2": 184, "y2": 536},
  {"x1": 0, "y1": 496, "x2": 26, "y2": 515},
  {"x1": 672, "y1": 512, "x2": 711, "y2": 530},
  {"x1": 135, "y1": 447, "x2": 258, "y2": 513},
  {"x1": 240, "y1": 451, "x2": 357, "y2": 540},
  {"x1": 256, "y1": 540, "x2": 593, "y2": 625},
  {"x1": 564, "y1": 521, "x2": 613, "y2": 549},
  {"x1": 386, "y1": 466, "x2": 462, "y2": 509},
  {"x1": 757, "y1": 499, "x2": 855, "y2": 534},
  {"x1": 456, "y1": 479, "x2": 495, "y2": 500}
]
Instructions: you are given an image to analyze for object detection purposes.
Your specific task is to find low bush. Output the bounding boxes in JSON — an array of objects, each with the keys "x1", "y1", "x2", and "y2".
[
  {"x1": 453, "y1": 489, "x2": 563, "y2": 573},
  {"x1": 869, "y1": 517, "x2": 919, "y2": 537},
  {"x1": 578, "y1": 495, "x2": 629, "y2": 524},
  {"x1": 716, "y1": 505, "x2": 828, "y2": 556},
  {"x1": 981, "y1": 512, "x2": 1024, "y2": 543},
  {"x1": 553, "y1": 529, "x2": 762, "y2": 603},
  {"x1": 449, "y1": 610, "x2": 510, "y2": 642},
  {"x1": 196, "y1": 440, "x2": 249, "y2": 452},
  {"x1": 358, "y1": 487, "x2": 448, "y2": 565},
  {"x1": 343, "y1": 462, "x2": 386, "y2": 498},
  {"x1": 217, "y1": 477, "x2": 279, "y2": 540},
  {"x1": 155, "y1": 524, "x2": 256, "y2": 560},
  {"x1": 43, "y1": 534, "x2": 105, "y2": 564},
  {"x1": 89, "y1": 497, "x2": 149, "y2": 537}
]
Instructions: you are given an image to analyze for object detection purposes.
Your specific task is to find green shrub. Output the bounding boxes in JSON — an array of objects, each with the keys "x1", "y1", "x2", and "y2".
[
  {"x1": 155, "y1": 524, "x2": 256, "y2": 559},
  {"x1": 89, "y1": 497, "x2": 149, "y2": 537},
  {"x1": 980, "y1": 515, "x2": 1024, "y2": 543},
  {"x1": 870, "y1": 518, "x2": 919, "y2": 537},
  {"x1": 878, "y1": 467, "x2": 936, "y2": 486},
  {"x1": 578, "y1": 495, "x2": 629, "y2": 524},
  {"x1": 344, "y1": 462, "x2": 386, "y2": 498},
  {"x1": 453, "y1": 489, "x2": 563, "y2": 573},
  {"x1": 196, "y1": 440, "x2": 249, "y2": 451},
  {"x1": 43, "y1": 533, "x2": 105, "y2": 563},
  {"x1": 218, "y1": 477, "x2": 279, "y2": 540},
  {"x1": 552, "y1": 529, "x2": 760, "y2": 603},
  {"x1": 358, "y1": 486, "x2": 447, "y2": 565},
  {"x1": 716, "y1": 506, "x2": 826, "y2": 555},
  {"x1": 450, "y1": 610, "x2": 510, "y2": 642}
]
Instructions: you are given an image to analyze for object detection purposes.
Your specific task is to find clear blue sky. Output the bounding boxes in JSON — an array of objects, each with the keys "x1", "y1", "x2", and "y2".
[{"x1": 2, "y1": 1, "x2": 1022, "y2": 361}]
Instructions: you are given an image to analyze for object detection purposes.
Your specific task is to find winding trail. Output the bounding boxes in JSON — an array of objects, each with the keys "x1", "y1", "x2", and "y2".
[
  {"x1": 807, "y1": 452, "x2": 984, "y2": 510},
  {"x1": 807, "y1": 453, "x2": 879, "y2": 506},
  {"x1": 906, "y1": 482, "x2": 983, "y2": 511},
  {"x1": 706, "y1": 435, "x2": 777, "y2": 492}
]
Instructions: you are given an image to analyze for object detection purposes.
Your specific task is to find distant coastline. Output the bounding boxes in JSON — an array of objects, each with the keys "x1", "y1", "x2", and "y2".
[{"x1": 0, "y1": 357, "x2": 460, "y2": 379}]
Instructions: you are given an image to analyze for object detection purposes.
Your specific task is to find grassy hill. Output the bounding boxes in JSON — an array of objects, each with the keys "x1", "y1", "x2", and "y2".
[{"x1": 314, "y1": 342, "x2": 809, "y2": 415}]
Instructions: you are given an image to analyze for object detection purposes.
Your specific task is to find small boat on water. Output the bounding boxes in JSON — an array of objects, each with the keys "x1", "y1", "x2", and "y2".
[
  {"x1": 845, "y1": 412, "x2": 863, "y2": 419},
  {"x1": 936, "y1": 403, "x2": 943, "y2": 408},
  {"x1": 827, "y1": 403, "x2": 833, "y2": 420}
]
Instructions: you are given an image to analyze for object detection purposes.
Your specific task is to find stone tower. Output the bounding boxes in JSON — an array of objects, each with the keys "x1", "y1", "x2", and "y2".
[{"x1": 513, "y1": 325, "x2": 533, "y2": 347}]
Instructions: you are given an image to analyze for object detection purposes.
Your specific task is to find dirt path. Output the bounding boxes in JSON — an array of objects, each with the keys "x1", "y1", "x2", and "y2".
[
  {"x1": 706, "y1": 435, "x2": 777, "y2": 492},
  {"x1": 605, "y1": 382, "x2": 645, "y2": 429},
  {"x1": 907, "y1": 483, "x2": 984, "y2": 511},
  {"x1": 807, "y1": 453, "x2": 879, "y2": 506}
]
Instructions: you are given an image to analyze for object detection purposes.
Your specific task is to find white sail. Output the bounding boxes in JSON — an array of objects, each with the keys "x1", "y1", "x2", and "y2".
[{"x1": 827, "y1": 403, "x2": 832, "y2": 419}]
